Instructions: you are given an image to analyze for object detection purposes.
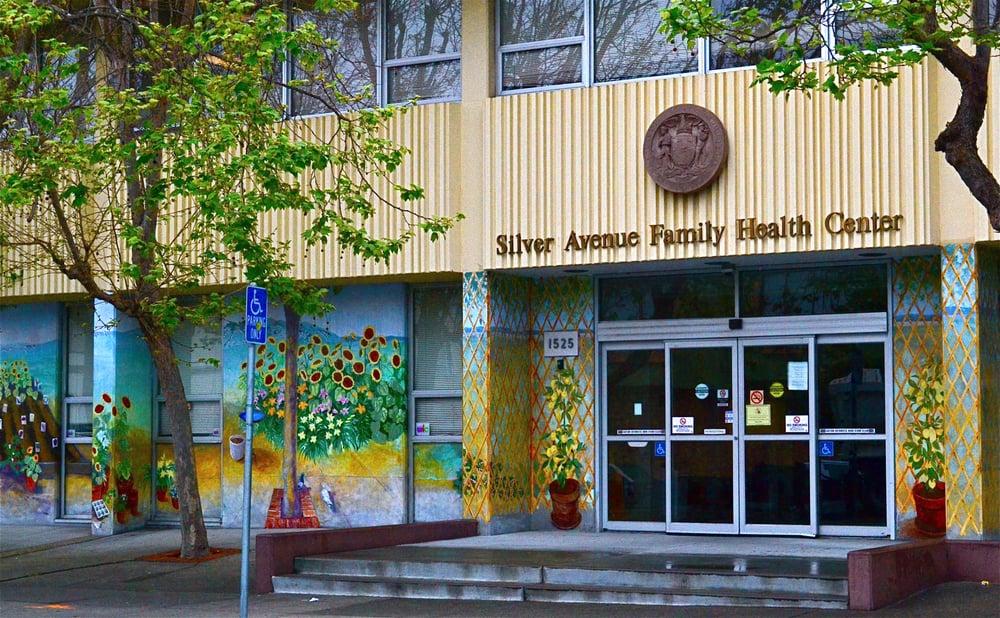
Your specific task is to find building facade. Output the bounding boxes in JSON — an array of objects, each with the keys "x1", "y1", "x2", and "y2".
[{"x1": 1, "y1": 1, "x2": 998, "y2": 541}]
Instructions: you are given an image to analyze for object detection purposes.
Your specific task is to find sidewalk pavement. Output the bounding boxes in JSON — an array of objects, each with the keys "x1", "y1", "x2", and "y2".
[{"x1": 1, "y1": 524, "x2": 997, "y2": 617}]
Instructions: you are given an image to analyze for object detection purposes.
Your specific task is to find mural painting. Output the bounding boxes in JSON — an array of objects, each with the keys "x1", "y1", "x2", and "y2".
[
  {"x1": 221, "y1": 285, "x2": 408, "y2": 528},
  {"x1": 92, "y1": 394, "x2": 149, "y2": 525},
  {"x1": 413, "y1": 443, "x2": 463, "y2": 522},
  {"x1": 153, "y1": 444, "x2": 222, "y2": 520},
  {"x1": 0, "y1": 304, "x2": 62, "y2": 523},
  {"x1": 892, "y1": 256, "x2": 944, "y2": 537}
]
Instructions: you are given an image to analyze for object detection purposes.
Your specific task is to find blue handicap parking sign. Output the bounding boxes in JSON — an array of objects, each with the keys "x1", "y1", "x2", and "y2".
[
  {"x1": 654, "y1": 441, "x2": 666, "y2": 457},
  {"x1": 245, "y1": 285, "x2": 268, "y2": 344},
  {"x1": 819, "y1": 440, "x2": 835, "y2": 457}
]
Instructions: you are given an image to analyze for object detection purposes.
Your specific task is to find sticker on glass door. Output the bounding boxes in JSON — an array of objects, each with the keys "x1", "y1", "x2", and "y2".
[{"x1": 672, "y1": 416, "x2": 694, "y2": 434}]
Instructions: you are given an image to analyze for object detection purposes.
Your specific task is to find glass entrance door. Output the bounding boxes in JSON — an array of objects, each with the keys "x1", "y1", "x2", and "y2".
[
  {"x1": 603, "y1": 345, "x2": 666, "y2": 531},
  {"x1": 666, "y1": 342, "x2": 737, "y2": 533},
  {"x1": 739, "y1": 339, "x2": 817, "y2": 535}
]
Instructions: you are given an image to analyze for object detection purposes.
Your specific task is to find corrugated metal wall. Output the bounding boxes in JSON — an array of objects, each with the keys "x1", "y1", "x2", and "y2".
[{"x1": 482, "y1": 64, "x2": 935, "y2": 270}]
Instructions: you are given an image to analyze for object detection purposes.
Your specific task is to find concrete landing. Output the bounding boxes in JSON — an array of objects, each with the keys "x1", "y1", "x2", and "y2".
[{"x1": 416, "y1": 530, "x2": 895, "y2": 558}]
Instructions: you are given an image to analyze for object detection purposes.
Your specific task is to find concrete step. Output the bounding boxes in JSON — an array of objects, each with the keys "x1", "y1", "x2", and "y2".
[
  {"x1": 272, "y1": 573, "x2": 848, "y2": 609},
  {"x1": 271, "y1": 573, "x2": 525, "y2": 601},
  {"x1": 544, "y1": 566, "x2": 848, "y2": 597},
  {"x1": 525, "y1": 583, "x2": 847, "y2": 609},
  {"x1": 294, "y1": 555, "x2": 543, "y2": 584}
]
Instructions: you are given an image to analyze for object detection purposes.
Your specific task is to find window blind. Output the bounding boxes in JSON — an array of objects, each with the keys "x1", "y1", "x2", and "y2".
[
  {"x1": 168, "y1": 321, "x2": 223, "y2": 398},
  {"x1": 415, "y1": 397, "x2": 462, "y2": 437},
  {"x1": 412, "y1": 286, "x2": 462, "y2": 391},
  {"x1": 158, "y1": 400, "x2": 221, "y2": 439},
  {"x1": 65, "y1": 303, "x2": 93, "y2": 398}
]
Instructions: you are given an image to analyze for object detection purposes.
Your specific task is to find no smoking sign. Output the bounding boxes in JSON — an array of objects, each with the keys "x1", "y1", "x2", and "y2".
[{"x1": 749, "y1": 390, "x2": 765, "y2": 405}]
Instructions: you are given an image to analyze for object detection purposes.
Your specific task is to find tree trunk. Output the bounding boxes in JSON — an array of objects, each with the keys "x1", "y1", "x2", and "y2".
[
  {"x1": 144, "y1": 323, "x2": 209, "y2": 558},
  {"x1": 932, "y1": 51, "x2": 999, "y2": 231},
  {"x1": 282, "y1": 305, "x2": 301, "y2": 518}
]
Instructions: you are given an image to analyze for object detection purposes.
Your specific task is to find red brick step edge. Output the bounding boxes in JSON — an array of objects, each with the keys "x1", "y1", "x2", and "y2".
[{"x1": 254, "y1": 518, "x2": 479, "y2": 593}]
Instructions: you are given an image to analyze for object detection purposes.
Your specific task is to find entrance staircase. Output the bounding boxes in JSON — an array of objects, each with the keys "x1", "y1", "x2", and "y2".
[{"x1": 271, "y1": 546, "x2": 849, "y2": 609}]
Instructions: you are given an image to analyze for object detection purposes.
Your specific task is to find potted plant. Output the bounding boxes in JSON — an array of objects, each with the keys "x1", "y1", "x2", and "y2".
[
  {"x1": 901, "y1": 363, "x2": 946, "y2": 537},
  {"x1": 541, "y1": 367, "x2": 585, "y2": 530}
]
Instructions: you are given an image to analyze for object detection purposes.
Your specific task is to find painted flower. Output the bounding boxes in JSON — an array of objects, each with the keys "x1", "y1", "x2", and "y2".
[
  {"x1": 371, "y1": 368, "x2": 382, "y2": 382},
  {"x1": 356, "y1": 404, "x2": 366, "y2": 414},
  {"x1": 368, "y1": 349, "x2": 380, "y2": 363},
  {"x1": 102, "y1": 393, "x2": 112, "y2": 404},
  {"x1": 363, "y1": 327, "x2": 375, "y2": 340},
  {"x1": 391, "y1": 354, "x2": 402, "y2": 369},
  {"x1": 353, "y1": 362, "x2": 364, "y2": 375},
  {"x1": 298, "y1": 383, "x2": 307, "y2": 394},
  {"x1": 342, "y1": 376, "x2": 354, "y2": 390},
  {"x1": 122, "y1": 396, "x2": 131, "y2": 409},
  {"x1": 298, "y1": 401, "x2": 308, "y2": 411}
]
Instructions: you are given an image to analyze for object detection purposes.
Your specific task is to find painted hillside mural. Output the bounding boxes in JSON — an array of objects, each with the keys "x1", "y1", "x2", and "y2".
[{"x1": 0, "y1": 304, "x2": 62, "y2": 523}]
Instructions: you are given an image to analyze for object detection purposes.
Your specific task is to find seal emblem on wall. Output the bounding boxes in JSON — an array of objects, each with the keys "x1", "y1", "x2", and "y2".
[{"x1": 643, "y1": 104, "x2": 728, "y2": 194}]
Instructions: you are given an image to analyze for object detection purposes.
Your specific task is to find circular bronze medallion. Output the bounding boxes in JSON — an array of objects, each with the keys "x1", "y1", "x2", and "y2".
[{"x1": 643, "y1": 104, "x2": 728, "y2": 194}]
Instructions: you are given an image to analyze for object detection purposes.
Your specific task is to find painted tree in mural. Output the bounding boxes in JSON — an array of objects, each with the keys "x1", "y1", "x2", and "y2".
[
  {"x1": 0, "y1": 1, "x2": 459, "y2": 556},
  {"x1": 661, "y1": 0, "x2": 1000, "y2": 231}
]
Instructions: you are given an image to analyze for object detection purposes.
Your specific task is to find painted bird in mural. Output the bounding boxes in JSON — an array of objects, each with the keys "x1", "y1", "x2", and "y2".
[
  {"x1": 297, "y1": 473, "x2": 307, "y2": 490},
  {"x1": 320, "y1": 483, "x2": 336, "y2": 513}
]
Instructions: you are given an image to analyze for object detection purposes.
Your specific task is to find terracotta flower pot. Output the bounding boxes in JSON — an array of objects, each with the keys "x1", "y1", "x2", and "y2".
[
  {"x1": 156, "y1": 488, "x2": 168, "y2": 502},
  {"x1": 913, "y1": 481, "x2": 946, "y2": 537},
  {"x1": 549, "y1": 479, "x2": 582, "y2": 530},
  {"x1": 25, "y1": 477, "x2": 37, "y2": 493},
  {"x1": 171, "y1": 496, "x2": 179, "y2": 510},
  {"x1": 115, "y1": 510, "x2": 127, "y2": 524}
]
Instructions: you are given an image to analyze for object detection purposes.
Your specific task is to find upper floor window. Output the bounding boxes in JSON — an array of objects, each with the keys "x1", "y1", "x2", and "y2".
[
  {"x1": 498, "y1": 0, "x2": 697, "y2": 93},
  {"x1": 290, "y1": 1, "x2": 461, "y2": 117},
  {"x1": 709, "y1": 0, "x2": 822, "y2": 70}
]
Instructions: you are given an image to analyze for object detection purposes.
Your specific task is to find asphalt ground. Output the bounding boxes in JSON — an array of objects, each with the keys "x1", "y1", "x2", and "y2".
[{"x1": 0, "y1": 525, "x2": 997, "y2": 617}]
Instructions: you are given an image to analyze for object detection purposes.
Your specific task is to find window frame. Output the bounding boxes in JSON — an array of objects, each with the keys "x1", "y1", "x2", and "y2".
[
  {"x1": 154, "y1": 321, "x2": 224, "y2": 445},
  {"x1": 496, "y1": 0, "x2": 838, "y2": 95},
  {"x1": 407, "y1": 282, "x2": 463, "y2": 523},
  {"x1": 60, "y1": 302, "x2": 94, "y2": 521},
  {"x1": 62, "y1": 302, "x2": 94, "y2": 442},
  {"x1": 287, "y1": 0, "x2": 462, "y2": 119}
]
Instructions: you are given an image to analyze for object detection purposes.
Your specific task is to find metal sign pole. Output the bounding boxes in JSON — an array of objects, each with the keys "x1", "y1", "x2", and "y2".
[
  {"x1": 240, "y1": 283, "x2": 266, "y2": 618},
  {"x1": 240, "y1": 343, "x2": 255, "y2": 618}
]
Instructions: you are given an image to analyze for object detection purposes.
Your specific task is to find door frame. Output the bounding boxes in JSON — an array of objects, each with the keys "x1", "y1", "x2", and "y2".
[
  {"x1": 664, "y1": 339, "x2": 739, "y2": 534},
  {"x1": 600, "y1": 340, "x2": 668, "y2": 532},
  {"x1": 814, "y1": 333, "x2": 894, "y2": 538},
  {"x1": 737, "y1": 337, "x2": 818, "y2": 537}
]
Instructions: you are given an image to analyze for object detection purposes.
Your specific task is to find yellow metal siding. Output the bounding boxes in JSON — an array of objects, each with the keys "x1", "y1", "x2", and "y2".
[
  {"x1": 2, "y1": 103, "x2": 461, "y2": 301},
  {"x1": 483, "y1": 64, "x2": 934, "y2": 270}
]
